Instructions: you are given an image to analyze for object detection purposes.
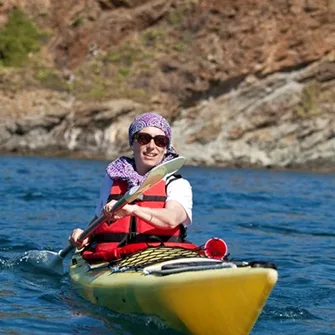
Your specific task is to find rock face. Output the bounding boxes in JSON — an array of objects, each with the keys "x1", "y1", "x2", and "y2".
[
  {"x1": 174, "y1": 60, "x2": 335, "y2": 170},
  {"x1": 0, "y1": 0, "x2": 334, "y2": 171}
]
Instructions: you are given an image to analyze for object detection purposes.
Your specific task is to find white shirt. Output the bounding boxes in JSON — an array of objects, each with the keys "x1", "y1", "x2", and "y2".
[{"x1": 95, "y1": 173, "x2": 193, "y2": 226}]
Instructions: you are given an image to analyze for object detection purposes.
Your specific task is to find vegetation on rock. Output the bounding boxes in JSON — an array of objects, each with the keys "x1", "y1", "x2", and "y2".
[{"x1": 0, "y1": 9, "x2": 45, "y2": 67}]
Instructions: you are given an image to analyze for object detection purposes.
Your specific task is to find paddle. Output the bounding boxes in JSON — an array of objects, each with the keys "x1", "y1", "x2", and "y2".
[{"x1": 25, "y1": 156, "x2": 185, "y2": 275}]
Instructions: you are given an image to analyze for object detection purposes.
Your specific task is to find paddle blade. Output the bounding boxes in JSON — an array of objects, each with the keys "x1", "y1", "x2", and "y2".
[
  {"x1": 24, "y1": 156, "x2": 186, "y2": 275},
  {"x1": 127, "y1": 156, "x2": 186, "y2": 202},
  {"x1": 22, "y1": 250, "x2": 64, "y2": 275}
]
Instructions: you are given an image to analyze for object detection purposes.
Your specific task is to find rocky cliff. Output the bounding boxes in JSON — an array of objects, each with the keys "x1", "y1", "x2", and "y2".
[{"x1": 0, "y1": 0, "x2": 334, "y2": 171}]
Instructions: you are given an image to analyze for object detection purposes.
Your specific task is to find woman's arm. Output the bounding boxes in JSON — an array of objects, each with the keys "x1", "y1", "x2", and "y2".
[
  {"x1": 135, "y1": 200, "x2": 187, "y2": 229},
  {"x1": 69, "y1": 173, "x2": 113, "y2": 248},
  {"x1": 104, "y1": 177, "x2": 193, "y2": 229}
]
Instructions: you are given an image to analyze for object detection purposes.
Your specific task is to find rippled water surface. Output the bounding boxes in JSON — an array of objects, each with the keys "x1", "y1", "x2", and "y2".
[{"x1": 0, "y1": 156, "x2": 334, "y2": 335}]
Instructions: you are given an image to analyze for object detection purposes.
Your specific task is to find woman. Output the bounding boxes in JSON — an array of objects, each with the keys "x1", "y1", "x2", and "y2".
[{"x1": 70, "y1": 112, "x2": 193, "y2": 261}]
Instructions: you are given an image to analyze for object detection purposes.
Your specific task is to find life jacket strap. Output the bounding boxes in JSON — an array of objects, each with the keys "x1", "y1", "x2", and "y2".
[
  {"x1": 107, "y1": 194, "x2": 167, "y2": 202},
  {"x1": 93, "y1": 233, "x2": 185, "y2": 243},
  {"x1": 165, "y1": 173, "x2": 182, "y2": 188}
]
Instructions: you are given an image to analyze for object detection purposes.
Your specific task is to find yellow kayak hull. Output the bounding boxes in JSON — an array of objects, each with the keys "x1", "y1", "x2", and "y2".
[{"x1": 69, "y1": 253, "x2": 277, "y2": 335}]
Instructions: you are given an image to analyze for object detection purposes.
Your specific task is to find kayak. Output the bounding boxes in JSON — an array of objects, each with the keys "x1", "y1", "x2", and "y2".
[{"x1": 69, "y1": 245, "x2": 278, "y2": 335}]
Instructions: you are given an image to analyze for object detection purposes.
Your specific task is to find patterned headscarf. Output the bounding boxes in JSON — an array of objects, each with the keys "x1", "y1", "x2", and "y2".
[
  {"x1": 106, "y1": 112, "x2": 178, "y2": 188},
  {"x1": 128, "y1": 112, "x2": 172, "y2": 146}
]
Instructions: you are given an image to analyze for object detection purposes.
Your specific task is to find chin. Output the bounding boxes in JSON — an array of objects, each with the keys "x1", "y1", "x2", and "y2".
[{"x1": 143, "y1": 160, "x2": 158, "y2": 168}]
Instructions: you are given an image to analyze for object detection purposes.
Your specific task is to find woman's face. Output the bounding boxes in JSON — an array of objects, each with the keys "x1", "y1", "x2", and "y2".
[{"x1": 132, "y1": 127, "x2": 168, "y2": 175}]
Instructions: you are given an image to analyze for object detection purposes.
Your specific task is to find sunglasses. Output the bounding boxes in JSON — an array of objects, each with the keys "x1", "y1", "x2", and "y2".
[{"x1": 134, "y1": 132, "x2": 169, "y2": 148}]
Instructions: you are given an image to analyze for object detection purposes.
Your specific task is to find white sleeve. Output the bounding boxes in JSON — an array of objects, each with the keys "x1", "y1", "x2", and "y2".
[
  {"x1": 95, "y1": 174, "x2": 113, "y2": 217},
  {"x1": 166, "y1": 177, "x2": 193, "y2": 226}
]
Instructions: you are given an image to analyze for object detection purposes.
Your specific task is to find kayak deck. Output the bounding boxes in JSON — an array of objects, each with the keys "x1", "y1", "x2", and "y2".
[{"x1": 69, "y1": 248, "x2": 277, "y2": 335}]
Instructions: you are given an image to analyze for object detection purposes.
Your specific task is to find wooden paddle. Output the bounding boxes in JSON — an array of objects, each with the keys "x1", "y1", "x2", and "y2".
[{"x1": 26, "y1": 156, "x2": 185, "y2": 275}]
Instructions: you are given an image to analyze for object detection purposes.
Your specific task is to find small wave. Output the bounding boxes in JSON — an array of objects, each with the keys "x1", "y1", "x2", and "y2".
[
  {"x1": 14, "y1": 250, "x2": 64, "y2": 276},
  {"x1": 0, "y1": 256, "x2": 13, "y2": 270},
  {"x1": 238, "y1": 222, "x2": 335, "y2": 238},
  {"x1": 262, "y1": 306, "x2": 320, "y2": 320},
  {"x1": 0, "y1": 251, "x2": 63, "y2": 277},
  {"x1": 66, "y1": 293, "x2": 174, "y2": 335},
  {"x1": 0, "y1": 253, "x2": 40, "y2": 271},
  {"x1": 0, "y1": 235, "x2": 11, "y2": 243},
  {"x1": 19, "y1": 192, "x2": 45, "y2": 201},
  {"x1": 16, "y1": 168, "x2": 31, "y2": 174},
  {"x1": 39, "y1": 293, "x2": 65, "y2": 304},
  {"x1": 0, "y1": 243, "x2": 42, "y2": 253}
]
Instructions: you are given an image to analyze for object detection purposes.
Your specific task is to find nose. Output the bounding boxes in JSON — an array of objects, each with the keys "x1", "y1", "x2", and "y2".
[{"x1": 147, "y1": 138, "x2": 156, "y2": 148}]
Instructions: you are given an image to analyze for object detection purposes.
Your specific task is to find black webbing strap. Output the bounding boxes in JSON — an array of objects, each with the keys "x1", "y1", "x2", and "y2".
[
  {"x1": 165, "y1": 173, "x2": 182, "y2": 189},
  {"x1": 107, "y1": 194, "x2": 167, "y2": 202},
  {"x1": 107, "y1": 194, "x2": 123, "y2": 201},
  {"x1": 93, "y1": 233, "x2": 184, "y2": 243}
]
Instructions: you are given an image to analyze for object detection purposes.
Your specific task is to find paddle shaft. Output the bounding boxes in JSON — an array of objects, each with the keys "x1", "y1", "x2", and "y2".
[
  {"x1": 57, "y1": 156, "x2": 185, "y2": 260},
  {"x1": 25, "y1": 157, "x2": 185, "y2": 276},
  {"x1": 58, "y1": 186, "x2": 139, "y2": 259}
]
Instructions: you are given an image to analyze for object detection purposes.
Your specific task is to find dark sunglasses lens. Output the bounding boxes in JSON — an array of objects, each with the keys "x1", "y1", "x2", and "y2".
[
  {"x1": 154, "y1": 135, "x2": 169, "y2": 147},
  {"x1": 136, "y1": 133, "x2": 152, "y2": 145},
  {"x1": 136, "y1": 133, "x2": 169, "y2": 147}
]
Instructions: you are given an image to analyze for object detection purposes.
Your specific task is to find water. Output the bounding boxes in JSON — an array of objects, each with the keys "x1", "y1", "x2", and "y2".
[{"x1": 0, "y1": 155, "x2": 334, "y2": 335}]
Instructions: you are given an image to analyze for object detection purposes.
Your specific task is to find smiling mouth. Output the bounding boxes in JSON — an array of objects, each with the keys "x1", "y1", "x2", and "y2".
[{"x1": 143, "y1": 152, "x2": 157, "y2": 158}]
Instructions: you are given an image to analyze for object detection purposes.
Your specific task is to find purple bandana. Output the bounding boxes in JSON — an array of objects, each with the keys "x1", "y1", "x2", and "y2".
[
  {"x1": 106, "y1": 112, "x2": 178, "y2": 189},
  {"x1": 128, "y1": 112, "x2": 172, "y2": 146}
]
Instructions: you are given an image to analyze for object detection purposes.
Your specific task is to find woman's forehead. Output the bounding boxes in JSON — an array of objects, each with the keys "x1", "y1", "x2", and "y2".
[{"x1": 139, "y1": 127, "x2": 165, "y2": 135}]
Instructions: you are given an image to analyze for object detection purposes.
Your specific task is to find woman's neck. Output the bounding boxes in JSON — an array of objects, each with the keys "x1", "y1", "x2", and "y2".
[{"x1": 135, "y1": 162, "x2": 150, "y2": 176}]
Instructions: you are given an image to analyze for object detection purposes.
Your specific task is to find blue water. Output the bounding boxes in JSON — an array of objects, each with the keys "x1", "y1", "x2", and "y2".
[{"x1": 0, "y1": 155, "x2": 334, "y2": 335}]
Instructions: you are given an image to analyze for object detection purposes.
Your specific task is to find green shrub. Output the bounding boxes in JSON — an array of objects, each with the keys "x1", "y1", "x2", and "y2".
[
  {"x1": 105, "y1": 43, "x2": 140, "y2": 66},
  {"x1": 88, "y1": 80, "x2": 107, "y2": 100},
  {"x1": 35, "y1": 68, "x2": 68, "y2": 91},
  {"x1": 118, "y1": 66, "x2": 131, "y2": 79},
  {"x1": 142, "y1": 29, "x2": 165, "y2": 47},
  {"x1": 0, "y1": 9, "x2": 43, "y2": 67},
  {"x1": 296, "y1": 83, "x2": 321, "y2": 118}
]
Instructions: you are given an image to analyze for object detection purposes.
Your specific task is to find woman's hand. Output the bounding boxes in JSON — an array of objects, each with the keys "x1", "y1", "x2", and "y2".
[
  {"x1": 69, "y1": 228, "x2": 90, "y2": 249},
  {"x1": 103, "y1": 200, "x2": 137, "y2": 221}
]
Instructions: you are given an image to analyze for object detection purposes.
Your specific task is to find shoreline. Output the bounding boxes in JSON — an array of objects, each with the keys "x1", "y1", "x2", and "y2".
[{"x1": 2, "y1": 151, "x2": 334, "y2": 174}]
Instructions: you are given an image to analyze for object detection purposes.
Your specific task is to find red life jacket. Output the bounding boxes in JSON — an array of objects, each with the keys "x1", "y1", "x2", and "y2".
[{"x1": 82, "y1": 177, "x2": 193, "y2": 262}]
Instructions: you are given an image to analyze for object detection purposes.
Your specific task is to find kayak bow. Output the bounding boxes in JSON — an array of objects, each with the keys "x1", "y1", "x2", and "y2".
[{"x1": 69, "y1": 246, "x2": 278, "y2": 335}]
